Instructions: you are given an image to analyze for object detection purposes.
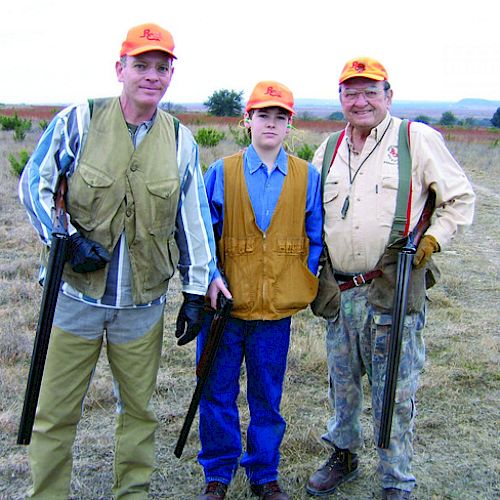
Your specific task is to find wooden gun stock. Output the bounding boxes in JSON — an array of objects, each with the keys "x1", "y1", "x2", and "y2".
[{"x1": 174, "y1": 295, "x2": 233, "y2": 458}]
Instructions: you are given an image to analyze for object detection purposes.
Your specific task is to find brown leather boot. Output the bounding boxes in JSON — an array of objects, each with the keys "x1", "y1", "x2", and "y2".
[
  {"x1": 250, "y1": 480, "x2": 290, "y2": 499},
  {"x1": 198, "y1": 481, "x2": 228, "y2": 499},
  {"x1": 305, "y1": 445, "x2": 359, "y2": 496}
]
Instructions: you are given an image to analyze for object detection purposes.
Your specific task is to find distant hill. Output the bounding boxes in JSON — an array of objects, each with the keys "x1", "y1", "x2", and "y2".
[{"x1": 176, "y1": 97, "x2": 499, "y2": 122}]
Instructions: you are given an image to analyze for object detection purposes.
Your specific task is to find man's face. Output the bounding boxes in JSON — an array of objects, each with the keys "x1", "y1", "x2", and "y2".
[
  {"x1": 339, "y1": 77, "x2": 392, "y2": 132},
  {"x1": 246, "y1": 107, "x2": 291, "y2": 151},
  {"x1": 116, "y1": 51, "x2": 174, "y2": 109}
]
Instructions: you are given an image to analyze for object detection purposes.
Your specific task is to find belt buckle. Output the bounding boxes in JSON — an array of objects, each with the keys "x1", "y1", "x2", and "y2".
[{"x1": 352, "y1": 274, "x2": 366, "y2": 287}]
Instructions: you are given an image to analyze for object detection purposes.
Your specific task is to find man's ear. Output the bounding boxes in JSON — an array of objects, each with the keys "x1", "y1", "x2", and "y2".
[{"x1": 115, "y1": 60, "x2": 124, "y2": 82}]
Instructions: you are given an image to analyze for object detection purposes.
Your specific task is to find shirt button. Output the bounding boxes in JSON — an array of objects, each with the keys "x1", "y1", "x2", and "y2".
[
  {"x1": 126, "y1": 209, "x2": 133, "y2": 217},
  {"x1": 130, "y1": 163, "x2": 138, "y2": 172}
]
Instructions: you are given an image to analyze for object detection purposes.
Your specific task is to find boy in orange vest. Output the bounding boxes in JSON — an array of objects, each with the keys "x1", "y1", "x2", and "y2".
[{"x1": 196, "y1": 81, "x2": 323, "y2": 499}]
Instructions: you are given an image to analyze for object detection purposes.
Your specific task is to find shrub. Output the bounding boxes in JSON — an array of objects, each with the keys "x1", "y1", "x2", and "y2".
[
  {"x1": 39, "y1": 120, "x2": 49, "y2": 131},
  {"x1": 296, "y1": 143, "x2": 317, "y2": 161},
  {"x1": 8, "y1": 149, "x2": 31, "y2": 176},
  {"x1": 228, "y1": 125, "x2": 251, "y2": 148},
  {"x1": 0, "y1": 114, "x2": 31, "y2": 132},
  {"x1": 195, "y1": 127, "x2": 225, "y2": 148}
]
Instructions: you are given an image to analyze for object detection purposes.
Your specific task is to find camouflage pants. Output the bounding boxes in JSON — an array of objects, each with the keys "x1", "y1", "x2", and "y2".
[{"x1": 322, "y1": 286, "x2": 426, "y2": 491}]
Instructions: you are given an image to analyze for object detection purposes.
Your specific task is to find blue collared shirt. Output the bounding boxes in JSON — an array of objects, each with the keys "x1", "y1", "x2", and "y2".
[{"x1": 204, "y1": 145, "x2": 323, "y2": 275}]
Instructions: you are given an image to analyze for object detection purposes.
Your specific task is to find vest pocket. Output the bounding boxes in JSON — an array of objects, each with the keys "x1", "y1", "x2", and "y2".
[
  {"x1": 272, "y1": 258, "x2": 318, "y2": 312},
  {"x1": 144, "y1": 233, "x2": 179, "y2": 290},
  {"x1": 145, "y1": 178, "x2": 180, "y2": 227},
  {"x1": 69, "y1": 162, "x2": 114, "y2": 230}
]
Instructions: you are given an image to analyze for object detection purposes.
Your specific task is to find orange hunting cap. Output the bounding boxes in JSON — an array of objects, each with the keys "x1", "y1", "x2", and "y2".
[
  {"x1": 120, "y1": 23, "x2": 177, "y2": 59},
  {"x1": 245, "y1": 81, "x2": 295, "y2": 115},
  {"x1": 339, "y1": 57, "x2": 388, "y2": 84}
]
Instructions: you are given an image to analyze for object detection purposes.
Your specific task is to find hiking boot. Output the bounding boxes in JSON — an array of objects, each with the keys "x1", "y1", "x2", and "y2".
[
  {"x1": 305, "y1": 445, "x2": 359, "y2": 496},
  {"x1": 250, "y1": 480, "x2": 290, "y2": 499},
  {"x1": 198, "y1": 481, "x2": 228, "y2": 499},
  {"x1": 382, "y1": 488, "x2": 412, "y2": 499}
]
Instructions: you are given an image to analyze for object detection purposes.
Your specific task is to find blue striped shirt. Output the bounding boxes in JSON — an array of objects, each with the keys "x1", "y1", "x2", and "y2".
[
  {"x1": 204, "y1": 145, "x2": 323, "y2": 276},
  {"x1": 19, "y1": 101, "x2": 217, "y2": 308}
]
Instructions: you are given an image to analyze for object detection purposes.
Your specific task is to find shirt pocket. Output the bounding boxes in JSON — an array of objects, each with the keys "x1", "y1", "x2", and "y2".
[
  {"x1": 323, "y1": 180, "x2": 342, "y2": 222},
  {"x1": 377, "y1": 167, "x2": 398, "y2": 226}
]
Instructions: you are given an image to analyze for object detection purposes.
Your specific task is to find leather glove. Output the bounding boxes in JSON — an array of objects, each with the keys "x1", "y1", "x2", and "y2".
[
  {"x1": 175, "y1": 292, "x2": 206, "y2": 346},
  {"x1": 67, "y1": 232, "x2": 111, "y2": 273},
  {"x1": 414, "y1": 234, "x2": 440, "y2": 269}
]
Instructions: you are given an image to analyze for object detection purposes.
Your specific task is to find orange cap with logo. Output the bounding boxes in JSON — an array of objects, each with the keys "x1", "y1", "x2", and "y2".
[
  {"x1": 245, "y1": 81, "x2": 295, "y2": 115},
  {"x1": 339, "y1": 57, "x2": 388, "y2": 84},
  {"x1": 120, "y1": 23, "x2": 177, "y2": 59}
]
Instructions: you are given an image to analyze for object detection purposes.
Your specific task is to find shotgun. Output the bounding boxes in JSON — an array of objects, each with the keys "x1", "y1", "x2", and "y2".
[
  {"x1": 17, "y1": 176, "x2": 69, "y2": 445},
  {"x1": 378, "y1": 190, "x2": 435, "y2": 449},
  {"x1": 174, "y1": 294, "x2": 233, "y2": 458}
]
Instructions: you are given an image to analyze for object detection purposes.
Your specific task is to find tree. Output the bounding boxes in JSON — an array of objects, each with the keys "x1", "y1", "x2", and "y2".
[
  {"x1": 439, "y1": 111, "x2": 458, "y2": 127},
  {"x1": 491, "y1": 107, "x2": 500, "y2": 128},
  {"x1": 204, "y1": 89, "x2": 243, "y2": 117},
  {"x1": 413, "y1": 115, "x2": 432, "y2": 125},
  {"x1": 328, "y1": 111, "x2": 345, "y2": 121}
]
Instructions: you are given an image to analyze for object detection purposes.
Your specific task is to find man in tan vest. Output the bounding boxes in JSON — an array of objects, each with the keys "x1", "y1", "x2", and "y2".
[
  {"x1": 195, "y1": 81, "x2": 323, "y2": 500},
  {"x1": 19, "y1": 23, "x2": 228, "y2": 499}
]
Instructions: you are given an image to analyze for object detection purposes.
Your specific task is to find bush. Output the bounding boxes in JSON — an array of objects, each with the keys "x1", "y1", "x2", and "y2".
[
  {"x1": 39, "y1": 120, "x2": 49, "y2": 131},
  {"x1": 0, "y1": 114, "x2": 31, "y2": 132},
  {"x1": 194, "y1": 127, "x2": 225, "y2": 148},
  {"x1": 295, "y1": 143, "x2": 317, "y2": 161},
  {"x1": 228, "y1": 125, "x2": 251, "y2": 148},
  {"x1": 8, "y1": 149, "x2": 31, "y2": 176}
]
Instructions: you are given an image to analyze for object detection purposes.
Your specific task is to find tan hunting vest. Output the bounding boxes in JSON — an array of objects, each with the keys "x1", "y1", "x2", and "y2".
[
  {"x1": 63, "y1": 97, "x2": 180, "y2": 303},
  {"x1": 218, "y1": 152, "x2": 318, "y2": 320}
]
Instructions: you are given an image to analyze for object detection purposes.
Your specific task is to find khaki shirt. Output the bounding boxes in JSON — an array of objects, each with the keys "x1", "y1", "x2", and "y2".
[{"x1": 313, "y1": 113, "x2": 475, "y2": 273}]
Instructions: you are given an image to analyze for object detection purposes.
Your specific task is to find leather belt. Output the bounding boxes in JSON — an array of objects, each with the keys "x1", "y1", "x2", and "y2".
[{"x1": 335, "y1": 270, "x2": 383, "y2": 292}]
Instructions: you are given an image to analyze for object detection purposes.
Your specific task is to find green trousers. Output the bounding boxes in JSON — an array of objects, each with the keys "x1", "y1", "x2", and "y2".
[{"x1": 27, "y1": 317, "x2": 164, "y2": 499}]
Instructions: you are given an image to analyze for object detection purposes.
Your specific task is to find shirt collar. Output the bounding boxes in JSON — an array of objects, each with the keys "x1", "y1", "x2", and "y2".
[{"x1": 245, "y1": 144, "x2": 289, "y2": 175}]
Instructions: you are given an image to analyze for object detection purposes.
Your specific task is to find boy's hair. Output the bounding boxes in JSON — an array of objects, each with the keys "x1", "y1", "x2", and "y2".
[{"x1": 248, "y1": 106, "x2": 292, "y2": 119}]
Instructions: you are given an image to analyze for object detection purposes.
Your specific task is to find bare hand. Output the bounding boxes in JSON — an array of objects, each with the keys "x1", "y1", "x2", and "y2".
[{"x1": 207, "y1": 277, "x2": 232, "y2": 310}]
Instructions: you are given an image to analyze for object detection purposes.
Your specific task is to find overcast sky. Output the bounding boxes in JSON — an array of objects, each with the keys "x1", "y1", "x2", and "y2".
[{"x1": 1, "y1": 0, "x2": 499, "y2": 106}]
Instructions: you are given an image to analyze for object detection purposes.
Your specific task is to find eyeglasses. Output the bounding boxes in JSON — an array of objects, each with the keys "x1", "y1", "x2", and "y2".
[{"x1": 340, "y1": 87, "x2": 385, "y2": 102}]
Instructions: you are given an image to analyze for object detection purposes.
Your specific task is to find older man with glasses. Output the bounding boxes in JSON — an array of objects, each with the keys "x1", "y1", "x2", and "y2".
[{"x1": 305, "y1": 57, "x2": 475, "y2": 499}]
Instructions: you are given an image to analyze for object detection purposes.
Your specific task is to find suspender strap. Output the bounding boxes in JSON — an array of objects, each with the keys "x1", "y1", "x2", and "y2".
[
  {"x1": 321, "y1": 130, "x2": 344, "y2": 191},
  {"x1": 389, "y1": 119, "x2": 412, "y2": 243}
]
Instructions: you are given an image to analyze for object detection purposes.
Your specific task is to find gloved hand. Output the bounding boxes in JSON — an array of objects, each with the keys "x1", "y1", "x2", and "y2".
[
  {"x1": 414, "y1": 234, "x2": 440, "y2": 269},
  {"x1": 175, "y1": 292, "x2": 206, "y2": 346},
  {"x1": 67, "y1": 232, "x2": 111, "y2": 273}
]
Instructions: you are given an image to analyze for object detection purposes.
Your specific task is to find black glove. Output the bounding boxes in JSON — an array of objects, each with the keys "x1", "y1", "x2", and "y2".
[
  {"x1": 175, "y1": 292, "x2": 206, "y2": 346},
  {"x1": 67, "y1": 232, "x2": 111, "y2": 273}
]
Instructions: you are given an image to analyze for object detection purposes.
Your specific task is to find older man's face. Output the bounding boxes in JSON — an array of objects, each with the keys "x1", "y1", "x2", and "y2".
[{"x1": 339, "y1": 77, "x2": 392, "y2": 133}]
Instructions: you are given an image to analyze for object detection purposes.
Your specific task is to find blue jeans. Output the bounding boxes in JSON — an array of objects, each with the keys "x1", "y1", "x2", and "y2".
[{"x1": 197, "y1": 316, "x2": 291, "y2": 486}]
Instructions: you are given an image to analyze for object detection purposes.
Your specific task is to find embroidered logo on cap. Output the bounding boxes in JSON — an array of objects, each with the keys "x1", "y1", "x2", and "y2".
[
  {"x1": 265, "y1": 86, "x2": 282, "y2": 98},
  {"x1": 352, "y1": 61, "x2": 366, "y2": 73},
  {"x1": 140, "y1": 29, "x2": 161, "y2": 41}
]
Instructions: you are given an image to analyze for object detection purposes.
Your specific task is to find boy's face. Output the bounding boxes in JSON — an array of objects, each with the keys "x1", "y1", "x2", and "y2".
[{"x1": 245, "y1": 107, "x2": 291, "y2": 151}]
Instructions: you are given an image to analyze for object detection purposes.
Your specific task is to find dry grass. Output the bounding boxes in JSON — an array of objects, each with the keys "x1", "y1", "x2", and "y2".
[{"x1": 0, "y1": 122, "x2": 499, "y2": 500}]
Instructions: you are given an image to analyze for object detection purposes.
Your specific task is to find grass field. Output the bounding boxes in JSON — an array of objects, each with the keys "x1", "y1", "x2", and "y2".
[{"x1": 0, "y1": 113, "x2": 498, "y2": 499}]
